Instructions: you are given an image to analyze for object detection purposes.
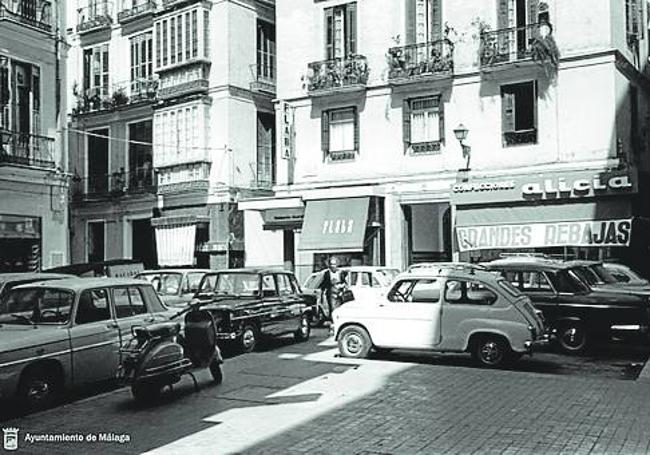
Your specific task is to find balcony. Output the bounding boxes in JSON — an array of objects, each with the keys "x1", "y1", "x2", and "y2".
[
  {"x1": 72, "y1": 168, "x2": 156, "y2": 201},
  {"x1": 250, "y1": 63, "x2": 276, "y2": 95},
  {"x1": 0, "y1": 0, "x2": 52, "y2": 32},
  {"x1": 387, "y1": 39, "x2": 453, "y2": 85},
  {"x1": 0, "y1": 129, "x2": 55, "y2": 169},
  {"x1": 480, "y1": 23, "x2": 546, "y2": 68},
  {"x1": 161, "y1": 0, "x2": 200, "y2": 11},
  {"x1": 156, "y1": 161, "x2": 211, "y2": 194},
  {"x1": 503, "y1": 129, "x2": 537, "y2": 147},
  {"x1": 117, "y1": 0, "x2": 157, "y2": 24},
  {"x1": 157, "y1": 62, "x2": 210, "y2": 100},
  {"x1": 72, "y1": 78, "x2": 158, "y2": 115},
  {"x1": 77, "y1": 1, "x2": 113, "y2": 34},
  {"x1": 306, "y1": 55, "x2": 369, "y2": 96}
]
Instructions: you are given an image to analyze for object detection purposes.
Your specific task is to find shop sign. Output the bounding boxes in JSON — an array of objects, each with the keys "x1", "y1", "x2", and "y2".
[
  {"x1": 0, "y1": 215, "x2": 40, "y2": 239},
  {"x1": 456, "y1": 219, "x2": 632, "y2": 252},
  {"x1": 450, "y1": 169, "x2": 637, "y2": 205}
]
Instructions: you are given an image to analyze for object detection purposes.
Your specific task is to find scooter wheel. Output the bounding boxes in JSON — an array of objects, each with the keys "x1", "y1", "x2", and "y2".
[
  {"x1": 132, "y1": 383, "x2": 161, "y2": 403},
  {"x1": 209, "y1": 361, "x2": 223, "y2": 385}
]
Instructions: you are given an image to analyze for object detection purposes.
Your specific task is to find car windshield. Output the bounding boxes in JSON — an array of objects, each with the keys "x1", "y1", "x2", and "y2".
[
  {"x1": 137, "y1": 272, "x2": 183, "y2": 296},
  {"x1": 199, "y1": 273, "x2": 259, "y2": 297},
  {"x1": 0, "y1": 287, "x2": 75, "y2": 325},
  {"x1": 186, "y1": 273, "x2": 205, "y2": 293}
]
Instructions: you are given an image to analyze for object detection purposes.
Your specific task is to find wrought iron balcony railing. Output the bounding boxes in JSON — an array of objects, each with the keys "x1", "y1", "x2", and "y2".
[
  {"x1": 77, "y1": 1, "x2": 113, "y2": 33},
  {"x1": 306, "y1": 55, "x2": 369, "y2": 94},
  {"x1": 387, "y1": 39, "x2": 454, "y2": 82},
  {"x1": 72, "y1": 168, "x2": 156, "y2": 200},
  {"x1": 480, "y1": 23, "x2": 542, "y2": 68},
  {"x1": 117, "y1": 0, "x2": 157, "y2": 23},
  {"x1": 503, "y1": 128, "x2": 537, "y2": 147},
  {"x1": 0, "y1": 129, "x2": 55, "y2": 168},
  {"x1": 0, "y1": 0, "x2": 52, "y2": 31},
  {"x1": 72, "y1": 78, "x2": 158, "y2": 115},
  {"x1": 250, "y1": 63, "x2": 276, "y2": 94}
]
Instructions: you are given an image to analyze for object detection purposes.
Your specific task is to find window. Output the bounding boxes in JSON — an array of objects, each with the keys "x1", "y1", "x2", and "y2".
[
  {"x1": 548, "y1": 271, "x2": 589, "y2": 294},
  {"x1": 626, "y1": 0, "x2": 643, "y2": 45},
  {"x1": 170, "y1": 17, "x2": 176, "y2": 64},
  {"x1": 130, "y1": 33, "x2": 153, "y2": 94},
  {"x1": 0, "y1": 288, "x2": 74, "y2": 325},
  {"x1": 360, "y1": 273, "x2": 371, "y2": 287},
  {"x1": 155, "y1": 22, "x2": 161, "y2": 68},
  {"x1": 83, "y1": 44, "x2": 109, "y2": 96},
  {"x1": 501, "y1": 81, "x2": 537, "y2": 146},
  {"x1": 192, "y1": 10, "x2": 198, "y2": 58},
  {"x1": 405, "y1": 0, "x2": 442, "y2": 44},
  {"x1": 276, "y1": 274, "x2": 294, "y2": 296},
  {"x1": 403, "y1": 96, "x2": 444, "y2": 154},
  {"x1": 521, "y1": 271, "x2": 553, "y2": 292},
  {"x1": 388, "y1": 279, "x2": 441, "y2": 303},
  {"x1": 186, "y1": 273, "x2": 204, "y2": 293},
  {"x1": 75, "y1": 289, "x2": 111, "y2": 324},
  {"x1": 0, "y1": 57, "x2": 40, "y2": 134},
  {"x1": 204, "y1": 10, "x2": 210, "y2": 58},
  {"x1": 114, "y1": 287, "x2": 147, "y2": 318},
  {"x1": 325, "y1": 3, "x2": 357, "y2": 59},
  {"x1": 322, "y1": 107, "x2": 358, "y2": 161},
  {"x1": 257, "y1": 21, "x2": 275, "y2": 80},
  {"x1": 162, "y1": 20, "x2": 168, "y2": 66},
  {"x1": 262, "y1": 274, "x2": 277, "y2": 298},
  {"x1": 445, "y1": 280, "x2": 497, "y2": 305}
]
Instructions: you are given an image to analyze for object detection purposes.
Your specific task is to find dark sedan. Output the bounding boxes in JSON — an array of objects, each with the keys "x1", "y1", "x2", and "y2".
[
  {"x1": 485, "y1": 258, "x2": 650, "y2": 354},
  {"x1": 194, "y1": 268, "x2": 315, "y2": 353}
]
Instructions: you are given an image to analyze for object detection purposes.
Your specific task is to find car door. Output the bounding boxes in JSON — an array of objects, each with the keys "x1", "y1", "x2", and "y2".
[
  {"x1": 276, "y1": 273, "x2": 305, "y2": 333},
  {"x1": 68, "y1": 288, "x2": 121, "y2": 385},
  {"x1": 259, "y1": 273, "x2": 284, "y2": 336},
  {"x1": 366, "y1": 278, "x2": 442, "y2": 349},
  {"x1": 112, "y1": 286, "x2": 157, "y2": 345}
]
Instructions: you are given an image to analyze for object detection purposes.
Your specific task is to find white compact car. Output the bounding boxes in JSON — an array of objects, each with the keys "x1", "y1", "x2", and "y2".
[{"x1": 332, "y1": 265, "x2": 548, "y2": 367}]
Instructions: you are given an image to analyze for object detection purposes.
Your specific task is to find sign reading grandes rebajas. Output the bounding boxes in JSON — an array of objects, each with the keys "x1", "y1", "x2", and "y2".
[{"x1": 456, "y1": 219, "x2": 632, "y2": 252}]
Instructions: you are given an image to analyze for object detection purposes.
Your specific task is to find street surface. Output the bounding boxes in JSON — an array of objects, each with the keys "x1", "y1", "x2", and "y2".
[{"x1": 3, "y1": 329, "x2": 650, "y2": 454}]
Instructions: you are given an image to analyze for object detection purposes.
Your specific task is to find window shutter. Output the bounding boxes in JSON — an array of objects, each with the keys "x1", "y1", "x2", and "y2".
[
  {"x1": 432, "y1": 0, "x2": 443, "y2": 40},
  {"x1": 438, "y1": 97, "x2": 445, "y2": 143},
  {"x1": 528, "y1": 0, "x2": 540, "y2": 39},
  {"x1": 502, "y1": 88, "x2": 516, "y2": 133},
  {"x1": 325, "y1": 7, "x2": 334, "y2": 59},
  {"x1": 0, "y1": 59, "x2": 8, "y2": 106},
  {"x1": 345, "y1": 3, "x2": 357, "y2": 55},
  {"x1": 497, "y1": 0, "x2": 510, "y2": 29},
  {"x1": 83, "y1": 49, "x2": 91, "y2": 92},
  {"x1": 627, "y1": 0, "x2": 642, "y2": 39},
  {"x1": 321, "y1": 110, "x2": 330, "y2": 156},
  {"x1": 403, "y1": 99, "x2": 411, "y2": 153},
  {"x1": 405, "y1": 0, "x2": 416, "y2": 44},
  {"x1": 353, "y1": 107, "x2": 360, "y2": 152}
]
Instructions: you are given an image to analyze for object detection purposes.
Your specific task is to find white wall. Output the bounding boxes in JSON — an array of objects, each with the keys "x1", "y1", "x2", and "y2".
[{"x1": 243, "y1": 211, "x2": 284, "y2": 267}]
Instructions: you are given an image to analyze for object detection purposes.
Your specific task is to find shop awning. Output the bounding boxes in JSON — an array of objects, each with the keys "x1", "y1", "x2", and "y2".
[
  {"x1": 155, "y1": 224, "x2": 197, "y2": 266},
  {"x1": 298, "y1": 197, "x2": 370, "y2": 252},
  {"x1": 455, "y1": 201, "x2": 633, "y2": 252},
  {"x1": 262, "y1": 207, "x2": 304, "y2": 231}
]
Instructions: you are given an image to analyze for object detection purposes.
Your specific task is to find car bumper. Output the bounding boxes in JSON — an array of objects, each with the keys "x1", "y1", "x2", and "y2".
[
  {"x1": 610, "y1": 324, "x2": 649, "y2": 333},
  {"x1": 216, "y1": 331, "x2": 240, "y2": 341},
  {"x1": 524, "y1": 333, "x2": 553, "y2": 352}
]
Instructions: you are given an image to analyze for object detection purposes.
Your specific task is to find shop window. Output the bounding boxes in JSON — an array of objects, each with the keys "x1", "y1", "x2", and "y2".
[
  {"x1": 321, "y1": 107, "x2": 359, "y2": 161},
  {"x1": 324, "y1": 3, "x2": 357, "y2": 59},
  {"x1": 445, "y1": 280, "x2": 497, "y2": 305},
  {"x1": 403, "y1": 95, "x2": 444, "y2": 154},
  {"x1": 501, "y1": 81, "x2": 537, "y2": 147}
]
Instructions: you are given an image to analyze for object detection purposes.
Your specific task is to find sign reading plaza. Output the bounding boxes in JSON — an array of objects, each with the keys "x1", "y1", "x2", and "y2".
[{"x1": 456, "y1": 219, "x2": 632, "y2": 252}]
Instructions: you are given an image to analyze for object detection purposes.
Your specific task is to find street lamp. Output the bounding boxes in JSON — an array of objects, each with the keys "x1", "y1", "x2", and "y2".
[{"x1": 453, "y1": 123, "x2": 471, "y2": 170}]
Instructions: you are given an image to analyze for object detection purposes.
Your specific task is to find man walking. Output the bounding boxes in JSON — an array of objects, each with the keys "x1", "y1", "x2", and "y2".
[{"x1": 319, "y1": 257, "x2": 347, "y2": 319}]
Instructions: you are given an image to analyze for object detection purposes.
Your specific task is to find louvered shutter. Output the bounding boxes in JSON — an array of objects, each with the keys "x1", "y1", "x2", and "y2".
[
  {"x1": 403, "y1": 99, "x2": 411, "y2": 154},
  {"x1": 321, "y1": 110, "x2": 330, "y2": 156},
  {"x1": 626, "y1": 0, "x2": 642, "y2": 41},
  {"x1": 497, "y1": 0, "x2": 510, "y2": 55},
  {"x1": 528, "y1": 0, "x2": 540, "y2": 38},
  {"x1": 325, "y1": 7, "x2": 334, "y2": 60},
  {"x1": 353, "y1": 107, "x2": 360, "y2": 152},
  {"x1": 438, "y1": 97, "x2": 445, "y2": 144},
  {"x1": 432, "y1": 0, "x2": 443, "y2": 40},
  {"x1": 405, "y1": 0, "x2": 416, "y2": 44},
  {"x1": 345, "y1": 3, "x2": 357, "y2": 55},
  {"x1": 0, "y1": 59, "x2": 8, "y2": 106},
  {"x1": 502, "y1": 88, "x2": 516, "y2": 134}
]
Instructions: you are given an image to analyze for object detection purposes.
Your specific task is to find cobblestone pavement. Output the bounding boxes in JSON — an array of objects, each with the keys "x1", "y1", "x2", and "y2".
[{"x1": 4, "y1": 331, "x2": 650, "y2": 454}]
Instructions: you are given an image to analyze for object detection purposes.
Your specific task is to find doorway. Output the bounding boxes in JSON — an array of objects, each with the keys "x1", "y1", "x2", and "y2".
[
  {"x1": 403, "y1": 202, "x2": 451, "y2": 266},
  {"x1": 87, "y1": 128, "x2": 109, "y2": 194},
  {"x1": 131, "y1": 218, "x2": 156, "y2": 268}
]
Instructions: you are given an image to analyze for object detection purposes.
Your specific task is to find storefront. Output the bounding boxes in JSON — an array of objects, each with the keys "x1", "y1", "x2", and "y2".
[
  {"x1": 0, "y1": 214, "x2": 41, "y2": 272},
  {"x1": 450, "y1": 168, "x2": 640, "y2": 264}
]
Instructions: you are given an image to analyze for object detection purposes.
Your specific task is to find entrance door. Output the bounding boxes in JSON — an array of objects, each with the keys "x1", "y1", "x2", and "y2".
[
  {"x1": 87, "y1": 128, "x2": 109, "y2": 194},
  {"x1": 87, "y1": 221, "x2": 105, "y2": 263},
  {"x1": 368, "y1": 278, "x2": 442, "y2": 349},
  {"x1": 132, "y1": 218, "x2": 156, "y2": 268}
]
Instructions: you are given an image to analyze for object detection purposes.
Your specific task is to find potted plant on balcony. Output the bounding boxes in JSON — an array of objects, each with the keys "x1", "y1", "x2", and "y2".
[
  {"x1": 529, "y1": 22, "x2": 560, "y2": 80},
  {"x1": 110, "y1": 87, "x2": 129, "y2": 108}
]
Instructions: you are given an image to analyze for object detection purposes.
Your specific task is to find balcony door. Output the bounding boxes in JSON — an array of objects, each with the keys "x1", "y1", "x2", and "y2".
[
  {"x1": 87, "y1": 128, "x2": 109, "y2": 194},
  {"x1": 497, "y1": 0, "x2": 540, "y2": 59},
  {"x1": 324, "y1": 3, "x2": 356, "y2": 59},
  {"x1": 128, "y1": 120, "x2": 153, "y2": 190}
]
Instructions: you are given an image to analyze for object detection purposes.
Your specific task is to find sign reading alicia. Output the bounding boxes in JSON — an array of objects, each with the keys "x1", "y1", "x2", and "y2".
[{"x1": 456, "y1": 219, "x2": 632, "y2": 252}]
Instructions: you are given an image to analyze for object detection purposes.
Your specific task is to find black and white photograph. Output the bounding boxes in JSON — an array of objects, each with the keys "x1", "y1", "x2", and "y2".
[{"x1": 1, "y1": 0, "x2": 650, "y2": 453}]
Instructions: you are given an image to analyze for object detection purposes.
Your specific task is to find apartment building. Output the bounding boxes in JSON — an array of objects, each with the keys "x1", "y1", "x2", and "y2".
[
  {"x1": 0, "y1": 0, "x2": 69, "y2": 271},
  {"x1": 67, "y1": 0, "x2": 275, "y2": 268},
  {"x1": 240, "y1": 0, "x2": 650, "y2": 281}
]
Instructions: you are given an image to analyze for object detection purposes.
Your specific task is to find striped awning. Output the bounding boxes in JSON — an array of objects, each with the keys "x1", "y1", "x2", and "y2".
[{"x1": 155, "y1": 224, "x2": 197, "y2": 267}]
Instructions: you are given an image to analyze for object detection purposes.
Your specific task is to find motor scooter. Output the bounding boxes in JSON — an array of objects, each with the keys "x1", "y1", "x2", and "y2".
[{"x1": 118, "y1": 302, "x2": 223, "y2": 402}]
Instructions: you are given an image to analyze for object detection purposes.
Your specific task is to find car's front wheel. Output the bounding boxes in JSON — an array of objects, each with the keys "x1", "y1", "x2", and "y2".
[
  {"x1": 338, "y1": 325, "x2": 372, "y2": 358},
  {"x1": 472, "y1": 336, "x2": 509, "y2": 368},
  {"x1": 18, "y1": 370, "x2": 61, "y2": 411},
  {"x1": 556, "y1": 322, "x2": 588, "y2": 354}
]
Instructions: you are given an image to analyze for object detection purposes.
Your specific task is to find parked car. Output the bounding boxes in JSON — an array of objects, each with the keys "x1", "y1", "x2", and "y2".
[
  {"x1": 194, "y1": 268, "x2": 315, "y2": 353},
  {"x1": 602, "y1": 263, "x2": 650, "y2": 287},
  {"x1": 564, "y1": 260, "x2": 650, "y2": 295},
  {"x1": 485, "y1": 258, "x2": 650, "y2": 353},
  {"x1": 406, "y1": 262, "x2": 486, "y2": 273},
  {"x1": 135, "y1": 269, "x2": 213, "y2": 307},
  {"x1": 332, "y1": 265, "x2": 548, "y2": 368},
  {"x1": 0, "y1": 278, "x2": 172, "y2": 410},
  {"x1": 0, "y1": 273, "x2": 74, "y2": 300},
  {"x1": 44, "y1": 259, "x2": 144, "y2": 278}
]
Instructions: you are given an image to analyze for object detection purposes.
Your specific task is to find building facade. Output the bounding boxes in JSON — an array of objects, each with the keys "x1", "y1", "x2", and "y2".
[
  {"x1": 240, "y1": 0, "x2": 650, "y2": 282},
  {"x1": 67, "y1": 0, "x2": 275, "y2": 269},
  {"x1": 0, "y1": 0, "x2": 69, "y2": 271}
]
